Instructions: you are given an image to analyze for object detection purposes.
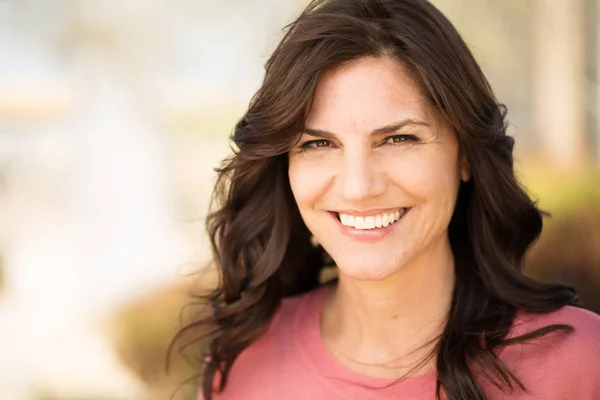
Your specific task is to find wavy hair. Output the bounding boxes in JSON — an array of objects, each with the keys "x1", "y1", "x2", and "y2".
[{"x1": 171, "y1": 1, "x2": 579, "y2": 399}]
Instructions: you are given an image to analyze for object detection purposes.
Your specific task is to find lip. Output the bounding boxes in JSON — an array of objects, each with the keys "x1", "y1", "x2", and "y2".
[
  {"x1": 329, "y1": 207, "x2": 411, "y2": 242},
  {"x1": 332, "y1": 207, "x2": 406, "y2": 217}
]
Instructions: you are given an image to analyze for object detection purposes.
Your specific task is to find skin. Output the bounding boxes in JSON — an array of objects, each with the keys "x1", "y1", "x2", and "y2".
[{"x1": 287, "y1": 56, "x2": 470, "y2": 378}]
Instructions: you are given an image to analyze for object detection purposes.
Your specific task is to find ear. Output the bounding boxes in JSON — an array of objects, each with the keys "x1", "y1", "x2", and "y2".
[
  {"x1": 310, "y1": 234, "x2": 320, "y2": 248},
  {"x1": 460, "y1": 153, "x2": 471, "y2": 182}
]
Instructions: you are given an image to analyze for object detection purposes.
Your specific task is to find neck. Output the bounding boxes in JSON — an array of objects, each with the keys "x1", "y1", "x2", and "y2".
[{"x1": 321, "y1": 235, "x2": 455, "y2": 376}]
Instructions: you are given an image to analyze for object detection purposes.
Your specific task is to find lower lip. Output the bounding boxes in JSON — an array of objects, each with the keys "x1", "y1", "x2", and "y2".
[{"x1": 330, "y1": 208, "x2": 410, "y2": 242}]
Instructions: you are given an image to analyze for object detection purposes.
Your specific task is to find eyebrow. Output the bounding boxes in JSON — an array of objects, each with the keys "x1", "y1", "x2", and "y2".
[{"x1": 302, "y1": 118, "x2": 431, "y2": 139}]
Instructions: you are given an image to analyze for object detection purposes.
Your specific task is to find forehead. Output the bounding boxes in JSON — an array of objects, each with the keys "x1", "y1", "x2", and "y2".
[{"x1": 305, "y1": 57, "x2": 434, "y2": 132}]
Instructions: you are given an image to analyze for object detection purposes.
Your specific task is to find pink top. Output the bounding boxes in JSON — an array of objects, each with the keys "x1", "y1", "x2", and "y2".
[{"x1": 206, "y1": 285, "x2": 600, "y2": 399}]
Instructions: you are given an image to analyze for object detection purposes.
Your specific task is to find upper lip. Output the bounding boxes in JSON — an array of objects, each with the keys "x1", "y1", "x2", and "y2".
[{"x1": 330, "y1": 207, "x2": 408, "y2": 216}]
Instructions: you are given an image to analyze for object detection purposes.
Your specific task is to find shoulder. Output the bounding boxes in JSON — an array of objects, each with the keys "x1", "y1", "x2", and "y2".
[
  {"x1": 552, "y1": 305, "x2": 600, "y2": 338},
  {"x1": 512, "y1": 305, "x2": 600, "y2": 347},
  {"x1": 266, "y1": 286, "x2": 327, "y2": 341},
  {"x1": 510, "y1": 305, "x2": 600, "y2": 361},
  {"x1": 234, "y1": 287, "x2": 320, "y2": 361},
  {"x1": 498, "y1": 305, "x2": 600, "y2": 398},
  {"x1": 209, "y1": 287, "x2": 328, "y2": 399}
]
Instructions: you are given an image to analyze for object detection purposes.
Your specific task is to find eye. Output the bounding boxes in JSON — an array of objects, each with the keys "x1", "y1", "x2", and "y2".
[
  {"x1": 385, "y1": 134, "x2": 419, "y2": 145},
  {"x1": 300, "y1": 139, "x2": 332, "y2": 149}
]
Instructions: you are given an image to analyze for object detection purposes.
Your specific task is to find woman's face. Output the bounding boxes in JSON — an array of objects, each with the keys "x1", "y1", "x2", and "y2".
[{"x1": 288, "y1": 57, "x2": 469, "y2": 281}]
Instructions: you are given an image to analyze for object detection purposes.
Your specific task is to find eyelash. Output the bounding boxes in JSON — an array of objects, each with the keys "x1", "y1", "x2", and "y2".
[
  {"x1": 299, "y1": 134, "x2": 420, "y2": 150},
  {"x1": 300, "y1": 139, "x2": 331, "y2": 149}
]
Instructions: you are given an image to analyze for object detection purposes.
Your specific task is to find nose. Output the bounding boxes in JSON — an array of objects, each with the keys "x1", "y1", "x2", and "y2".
[{"x1": 336, "y1": 148, "x2": 386, "y2": 202}]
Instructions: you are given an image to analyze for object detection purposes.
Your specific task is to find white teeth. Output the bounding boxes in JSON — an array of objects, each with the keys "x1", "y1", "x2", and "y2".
[
  {"x1": 355, "y1": 216, "x2": 365, "y2": 229},
  {"x1": 347, "y1": 215, "x2": 355, "y2": 226},
  {"x1": 340, "y1": 213, "x2": 348, "y2": 225},
  {"x1": 382, "y1": 213, "x2": 390, "y2": 227},
  {"x1": 388, "y1": 212, "x2": 396, "y2": 223},
  {"x1": 338, "y1": 208, "x2": 407, "y2": 230}
]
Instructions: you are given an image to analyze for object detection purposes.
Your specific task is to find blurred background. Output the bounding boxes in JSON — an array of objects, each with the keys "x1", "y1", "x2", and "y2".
[{"x1": 0, "y1": 0, "x2": 598, "y2": 399}]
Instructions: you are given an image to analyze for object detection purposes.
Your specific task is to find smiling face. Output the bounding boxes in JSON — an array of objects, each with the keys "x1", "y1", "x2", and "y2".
[{"x1": 287, "y1": 57, "x2": 470, "y2": 281}]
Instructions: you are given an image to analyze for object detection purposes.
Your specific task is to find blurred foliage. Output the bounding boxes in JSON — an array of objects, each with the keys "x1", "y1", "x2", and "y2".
[
  {"x1": 524, "y1": 170, "x2": 600, "y2": 314},
  {"x1": 113, "y1": 267, "x2": 218, "y2": 400},
  {"x1": 521, "y1": 167, "x2": 600, "y2": 213},
  {"x1": 112, "y1": 281, "x2": 197, "y2": 400}
]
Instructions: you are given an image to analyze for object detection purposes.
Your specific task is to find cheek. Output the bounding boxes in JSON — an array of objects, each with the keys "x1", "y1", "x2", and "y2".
[
  {"x1": 288, "y1": 155, "x2": 334, "y2": 210},
  {"x1": 386, "y1": 150, "x2": 460, "y2": 209}
]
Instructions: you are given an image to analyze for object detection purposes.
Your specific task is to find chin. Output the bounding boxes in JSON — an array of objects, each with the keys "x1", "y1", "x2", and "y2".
[{"x1": 333, "y1": 254, "x2": 404, "y2": 281}]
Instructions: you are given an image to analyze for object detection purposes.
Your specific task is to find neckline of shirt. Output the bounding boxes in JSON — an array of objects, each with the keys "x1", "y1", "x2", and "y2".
[{"x1": 293, "y1": 284, "x2": 437, "y2": 399}]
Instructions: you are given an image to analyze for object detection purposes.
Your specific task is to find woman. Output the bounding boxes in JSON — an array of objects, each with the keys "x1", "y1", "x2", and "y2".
[{"x1": 174, "y1": 0, "x2": 600, "y2": 399}]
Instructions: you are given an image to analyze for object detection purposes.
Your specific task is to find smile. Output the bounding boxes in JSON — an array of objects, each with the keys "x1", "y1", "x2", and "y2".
[{"x1": 337, "y1": 208, "x2": 408, "y2": 230}]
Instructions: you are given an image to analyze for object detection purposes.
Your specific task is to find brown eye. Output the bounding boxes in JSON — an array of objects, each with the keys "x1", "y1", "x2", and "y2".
[
  {"x1": 301, "y1": 139, "x2": 331, "y2": 149},
  {"x1": 385, "y1": 134, "x2": 420, "y2": 145}
]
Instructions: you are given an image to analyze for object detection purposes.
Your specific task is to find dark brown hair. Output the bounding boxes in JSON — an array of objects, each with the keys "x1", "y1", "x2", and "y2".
[{"x1": 171, "y1": 1, "x2": 579, "y2": 399}]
